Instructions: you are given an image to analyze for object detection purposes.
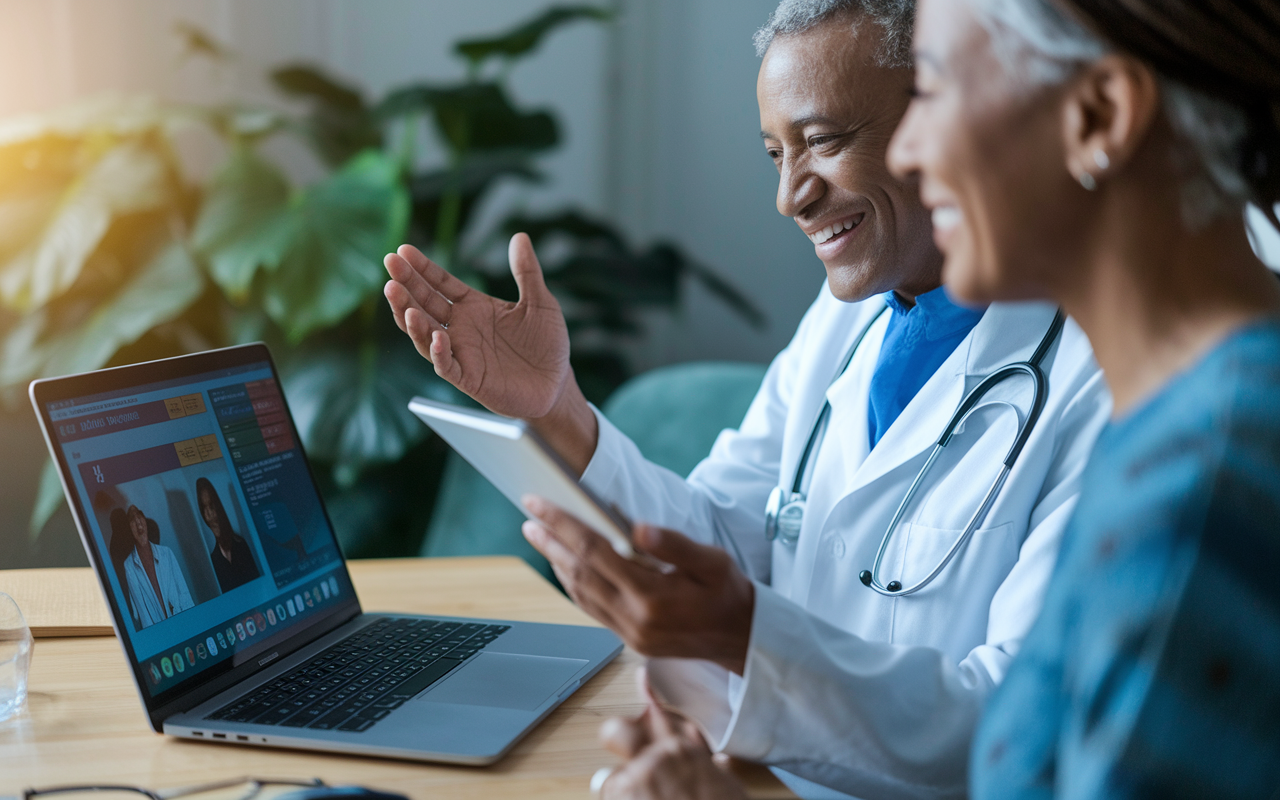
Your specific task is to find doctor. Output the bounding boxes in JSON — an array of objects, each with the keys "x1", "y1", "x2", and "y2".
[{"x1": 384, "y1": 1, "x2": 1110, "y2": 796}]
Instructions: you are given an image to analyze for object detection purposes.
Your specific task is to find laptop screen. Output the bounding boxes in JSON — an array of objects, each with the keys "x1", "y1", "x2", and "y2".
[{"x1": 39, "y1": 350, "x2": 354, "y2": 705}]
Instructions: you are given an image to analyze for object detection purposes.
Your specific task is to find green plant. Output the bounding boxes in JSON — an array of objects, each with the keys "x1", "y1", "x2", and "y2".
[{"x1": 0, "y1": 6, "x2": 764, "y2": 559}]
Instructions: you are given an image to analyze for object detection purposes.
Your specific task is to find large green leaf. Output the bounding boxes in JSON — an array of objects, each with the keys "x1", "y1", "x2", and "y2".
[
  {"x1": 410, "y1": 152, "x2": 542, "y2": 248},
  {"x1": 259, "y1": 150, "x2": 410, "y2": 342},
  {"x1": 550, "y1": 252, "x2": 680, "y2": 306},
  {"x1": 272, "y1": 65, "x2": 365, "y2": 111},
  {"x1": 271, "y1": 65, "x2": 382, "y2": 168},
  {"x1": 501, "y1": 209, "x2": 627, "y2": 252},
  {"x1": 283, "y1": 339, "x2": 460, "y2": 487},
  {"x1": 0, "y1": 240, "x2": 204, "y2": 390},
  {"x1": 193, "y1": 148, "x2": 407, "y2": 341},
  {"x1": 455, "y1": 6, "x2": 612, "y2": 65},
  {"x1": 552, "y1": 246, "x2": 766, "y2": 328},
  {"x1": 0, "y1": 141, "x2": 169, "y2": 311},
  {"x1": 487, "y1": 212, "x2": 767, "y2": 333},
  {"x1": 411, "y1": 152, "x2": 542, "y2": 202},
  {"x1": 191, "y1": 147, "x2": 295, "y2": 299},
  {"x1": 377, "y1": 83, "x2": 558, "y2": 154}
]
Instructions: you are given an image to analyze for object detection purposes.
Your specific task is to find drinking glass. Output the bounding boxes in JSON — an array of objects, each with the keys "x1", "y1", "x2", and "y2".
[{"x1": 0, "y1": 591, "x2": 33, "y2": 722}]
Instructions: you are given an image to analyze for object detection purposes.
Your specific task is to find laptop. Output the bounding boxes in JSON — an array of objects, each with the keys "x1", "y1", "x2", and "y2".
[{"x1": 29, "y1": 343, "x2": 622, "y2": 765}]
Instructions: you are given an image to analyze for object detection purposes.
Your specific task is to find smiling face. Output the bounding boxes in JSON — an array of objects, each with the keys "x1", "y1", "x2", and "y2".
[
  {"x1": 887, "y1": 0, "x2": 1084, "y2": 304},
  {"x1": 199, "y1": 486, "x2": 221, "y2": 537},
  {"x1": 758, "y1": 13, "x2": 942, "y2": 302}
]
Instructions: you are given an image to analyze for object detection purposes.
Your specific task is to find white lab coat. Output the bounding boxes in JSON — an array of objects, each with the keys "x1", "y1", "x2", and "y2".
[
  {"x1": 124, "y1": 543, "x2": 195, "y2": 629},
  {"x1": 580, "y1": 285, "x2": 1111, "y2": 800}
]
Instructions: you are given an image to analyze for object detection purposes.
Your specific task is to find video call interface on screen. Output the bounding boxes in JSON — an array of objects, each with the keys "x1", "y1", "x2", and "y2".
[{"x1": 46, "y1": 360, "x2": 351, "y2": 699}]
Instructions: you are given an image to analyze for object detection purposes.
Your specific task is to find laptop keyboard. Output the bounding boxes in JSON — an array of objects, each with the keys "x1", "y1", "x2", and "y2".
[{"x1": 206, "y1": 617, "x2": 510, "y2": 733}]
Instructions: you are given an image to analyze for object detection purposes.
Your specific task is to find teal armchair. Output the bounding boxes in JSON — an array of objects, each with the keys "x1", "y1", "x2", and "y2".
[{"x1": 419, "y1": 362, "x2": 769, "y2": 577}]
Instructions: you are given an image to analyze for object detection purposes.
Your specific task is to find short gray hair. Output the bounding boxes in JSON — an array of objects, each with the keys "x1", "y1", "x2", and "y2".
[
  {"x1": 754, "y1": 0, "x2": 916, "y2": 69},
  {"x1": 965, "y1": 0, "x2": 1252, "y2": 227}
]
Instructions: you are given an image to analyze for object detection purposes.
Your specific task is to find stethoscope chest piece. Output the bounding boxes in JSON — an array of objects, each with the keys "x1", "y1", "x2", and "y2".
[{"x1": 764, "y1": 486, "x2": 805, "y2": 546}]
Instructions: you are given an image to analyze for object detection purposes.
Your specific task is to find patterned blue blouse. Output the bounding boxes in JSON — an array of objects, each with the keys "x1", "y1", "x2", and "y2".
[{"x1": 972, "y1": 316, "x2": 1280, "y2": 799}]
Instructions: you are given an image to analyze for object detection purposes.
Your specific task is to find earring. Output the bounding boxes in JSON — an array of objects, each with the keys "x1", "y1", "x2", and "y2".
[
  {"x1": 1078, "y1": 171, "x2": 1098, "y2": 191},
  {"x1": 1093, "y1": 150, "x2": 1111, "y2": 171}
]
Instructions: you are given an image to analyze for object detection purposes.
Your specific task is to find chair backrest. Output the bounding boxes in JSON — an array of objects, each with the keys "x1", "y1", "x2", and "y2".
[{"x1": 601, "y1": 361, "x2": 768, "y2": 477}]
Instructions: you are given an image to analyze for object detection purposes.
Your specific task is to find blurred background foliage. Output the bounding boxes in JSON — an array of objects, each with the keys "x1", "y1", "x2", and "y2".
[{"x1": 0, "y1": 5, "x2": 763, "y2": 560}]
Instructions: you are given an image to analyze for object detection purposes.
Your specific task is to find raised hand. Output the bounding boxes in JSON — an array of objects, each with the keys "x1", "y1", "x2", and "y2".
[
  {"x1": 385, "y1": 234, "x2": 598, "y2": 471},
  {"x1": 384, "y1": 234, "x2": 570, "y2": 419}
]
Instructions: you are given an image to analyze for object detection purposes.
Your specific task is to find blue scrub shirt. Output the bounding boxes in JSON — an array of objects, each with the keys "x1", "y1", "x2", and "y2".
[{"x1": 867, "y1": 287, "x2": 985, "y2": 448}]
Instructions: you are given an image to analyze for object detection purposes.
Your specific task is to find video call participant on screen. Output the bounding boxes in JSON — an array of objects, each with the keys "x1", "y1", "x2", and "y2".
[
  {"x1": 123, "y1": 505, "x2": 194, "y2": 629},
  {"x1": 197, "y1": 478, "x2": 260, "y2": 593}
]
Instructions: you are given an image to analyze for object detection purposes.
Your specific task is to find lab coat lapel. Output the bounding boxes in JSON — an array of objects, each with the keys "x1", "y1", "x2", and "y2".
[{"x1": 842, "y1": 302, "x2": 1060, "y2": 497}]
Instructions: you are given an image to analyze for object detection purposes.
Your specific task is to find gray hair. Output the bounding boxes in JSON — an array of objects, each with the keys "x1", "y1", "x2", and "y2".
[
  {"x1": 966, "y1": 0, "x2": 1252, "y2": 227},
  {"x1": 754, "y1": 0, "x2": 916, "y2": 69}
]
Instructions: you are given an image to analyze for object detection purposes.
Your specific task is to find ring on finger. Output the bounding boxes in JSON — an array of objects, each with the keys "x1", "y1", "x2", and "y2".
[{"x1": 590, "y1": 767, "x2": 614, "y2": 796}]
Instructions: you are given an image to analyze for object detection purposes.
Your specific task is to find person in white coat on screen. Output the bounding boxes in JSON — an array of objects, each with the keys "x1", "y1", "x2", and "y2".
[
  {"x1": 383, "y1": 2, "x2": 1110, "y2": 797},
  {"x1": 123, "y1": 504, "x2": 195, "y2": 629}
]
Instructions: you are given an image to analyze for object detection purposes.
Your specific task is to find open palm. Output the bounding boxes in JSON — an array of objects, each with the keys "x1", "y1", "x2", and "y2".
[{"x1": 383, "y1": 234, "x2": 572, "y2": 420}]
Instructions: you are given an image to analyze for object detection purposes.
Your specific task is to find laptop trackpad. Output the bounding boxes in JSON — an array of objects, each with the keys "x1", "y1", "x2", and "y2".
[{"x1": 418, "y1": 652, "x2": 588, "y2": 711}]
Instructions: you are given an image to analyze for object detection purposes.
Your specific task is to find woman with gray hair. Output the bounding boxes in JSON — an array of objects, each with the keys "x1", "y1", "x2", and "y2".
[
  {"x1": 888, "y1": 0, "x2": 1280, "y2": 796},
  {"x1": 594, "y1": 0, "x2": 1280, "y2": 797}
]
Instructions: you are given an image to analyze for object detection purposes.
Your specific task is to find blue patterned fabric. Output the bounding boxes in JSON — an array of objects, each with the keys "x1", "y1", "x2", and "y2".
[
  {"x1": 973, "y1": 316, "x2": 1280, "y2": 800},
  {"x1": 867, "y1": 287, "x2": 984, "y2": 448}
]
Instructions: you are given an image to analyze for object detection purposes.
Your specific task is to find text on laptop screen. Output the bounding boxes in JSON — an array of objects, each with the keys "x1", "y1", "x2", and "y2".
[{"x1": 46, "y1": 360, "x2": 351, "y2": 699}]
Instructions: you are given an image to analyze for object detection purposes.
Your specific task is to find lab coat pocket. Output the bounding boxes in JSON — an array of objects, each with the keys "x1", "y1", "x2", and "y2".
[{"x1": 888, "y1": 521, "x2": 1018, "y2": 656}]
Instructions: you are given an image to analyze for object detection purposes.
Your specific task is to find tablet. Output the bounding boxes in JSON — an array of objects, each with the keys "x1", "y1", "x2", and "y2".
[{"x1": 409, "y1": 397, "x2": 636, "y2": 558}]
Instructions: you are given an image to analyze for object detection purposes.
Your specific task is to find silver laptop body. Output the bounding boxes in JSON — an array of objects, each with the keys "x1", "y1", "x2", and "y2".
[{"x1": 30, "y1": 343, "x2": 621, "y2": 765}]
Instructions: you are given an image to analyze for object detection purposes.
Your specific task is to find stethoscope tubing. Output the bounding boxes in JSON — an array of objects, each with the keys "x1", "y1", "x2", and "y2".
[
  {"x1": 760, "y1": 302, "x2": 1065, "y2": 596},
  {"x1": 858, "y1": 312, "x2": 1064, "y2": 596}
]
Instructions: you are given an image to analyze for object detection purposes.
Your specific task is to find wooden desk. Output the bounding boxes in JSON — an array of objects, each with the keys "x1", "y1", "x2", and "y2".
[{"x1": 0, "y1": 558, "x2": 792, "y2": 799}]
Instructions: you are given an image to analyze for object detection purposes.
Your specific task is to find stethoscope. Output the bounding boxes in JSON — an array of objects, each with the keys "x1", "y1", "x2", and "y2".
[{"x1": 763, "y1": 304, "x2": 1065, "y2": 597}]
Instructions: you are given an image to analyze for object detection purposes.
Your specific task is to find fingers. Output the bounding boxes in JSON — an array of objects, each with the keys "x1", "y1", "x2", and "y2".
[
  {"x1": 600, "y1": 713, "x2": 653, "y2": 759},
  {"x1": 508, "y1": 232, "x2": 551, "y2": 304},
  {"x1": 428, "y1": 328, "x2": 463, "y2": 384},
  {"x1": 522, "y1": 519, "x2": 626, "y2": 629},
  {"x1": 384, "y1": 252, "x2": 456, "y2": 327},
  {"x1": 633, "y1": 525, "x2": 730, "y2": 584},
  {"x1": 391, "y1": 244, "x2": 471, "y2": 303},
  {"x1": 523, "y1": 496, "x2": 653, "y2": 589},
  {"x1": 388, "y1": 285, "x2": 464, "y2": 389},
  {"x1": 388, "y1": 283, "x2": 445, "y2": 358}
]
